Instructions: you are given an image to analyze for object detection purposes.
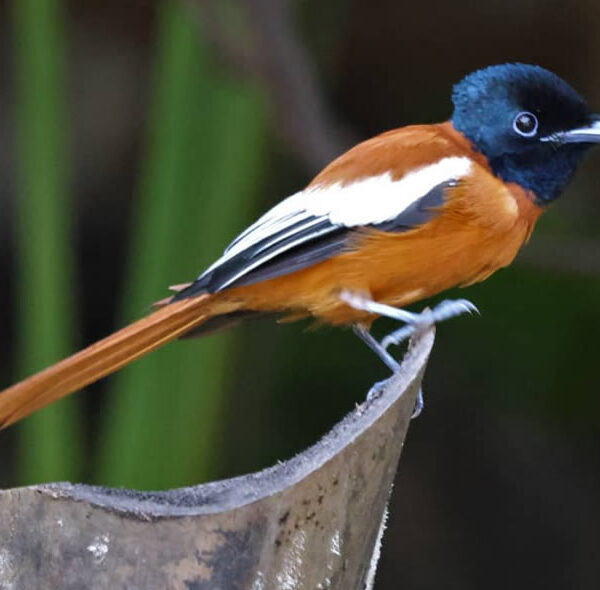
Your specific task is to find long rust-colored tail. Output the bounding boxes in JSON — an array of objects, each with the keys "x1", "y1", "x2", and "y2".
[{"x1": 0, "y1": 294, "x2": 222, "y2": 429}]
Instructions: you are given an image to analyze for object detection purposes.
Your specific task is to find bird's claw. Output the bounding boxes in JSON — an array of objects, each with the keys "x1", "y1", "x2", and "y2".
[
  {"x1": 366, "y1": 378, "x2": 389, "y2": 401},
  {"x1": 381, "y1": 298, "x2": 478, "y2": 350},
  {"x1": 365, "y1": 380, "x2": 424, "y2": 418},
  {"x1": 412, "y1": 387, "x2": 424, "y2": 419}
]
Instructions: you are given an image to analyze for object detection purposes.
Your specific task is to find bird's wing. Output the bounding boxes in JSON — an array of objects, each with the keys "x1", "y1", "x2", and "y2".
[{"x1": 175, "y1": 129, "x2": 475, "y2": 296}]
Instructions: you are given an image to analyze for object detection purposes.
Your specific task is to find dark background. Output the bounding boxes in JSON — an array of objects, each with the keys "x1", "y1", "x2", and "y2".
[{"x1": 0, "y1": 0, "x2": 599, "y2": 588}]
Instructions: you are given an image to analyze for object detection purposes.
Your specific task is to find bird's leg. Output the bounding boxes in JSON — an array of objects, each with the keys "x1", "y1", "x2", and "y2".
[
  {"x1": 341, "y1": 291, "x2": 421, "y2": 324},
  {"x1": 350, "y1": 330, "x2": 424, "y2": 416},
  {"x1": 351, "y1": 320, "x2": 423, "y2": 415},
  {"x1": 352, "y1": 324, "x2": 399, "y2": 372},
  {"x1": 351, "y1": 326, "x2": 398, "y2": 404},
  {"x1": 343, "y1": 291, "x2": 477, "y2": 418}
]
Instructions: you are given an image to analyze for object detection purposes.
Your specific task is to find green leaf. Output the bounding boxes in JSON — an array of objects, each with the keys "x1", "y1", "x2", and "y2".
[
  {"x1": 96, "y1": 0, "x2": 266, "y2": 489},
  {"x1": 13, "y1": 0, "x2": 82, "y2": 484}
]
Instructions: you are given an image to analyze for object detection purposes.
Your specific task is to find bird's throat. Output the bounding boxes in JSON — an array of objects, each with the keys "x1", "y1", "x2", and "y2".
[{"x1": 489, "y1": 145, "x2": 589, "y2": 205}]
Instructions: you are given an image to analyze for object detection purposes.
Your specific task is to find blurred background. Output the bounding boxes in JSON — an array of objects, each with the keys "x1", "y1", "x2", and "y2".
[{"x1": 0, "y1": 0, "x2": 599, "y2": 587}]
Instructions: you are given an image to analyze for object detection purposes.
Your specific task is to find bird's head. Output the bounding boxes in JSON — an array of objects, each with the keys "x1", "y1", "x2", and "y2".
[{"x1": 451, "y1": 63, "x2": 599, "y2": 203}]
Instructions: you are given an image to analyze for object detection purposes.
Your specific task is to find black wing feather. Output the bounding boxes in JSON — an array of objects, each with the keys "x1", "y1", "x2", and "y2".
[{"x1": 173, "y1": 181, "x2": 451, "y2": 299}]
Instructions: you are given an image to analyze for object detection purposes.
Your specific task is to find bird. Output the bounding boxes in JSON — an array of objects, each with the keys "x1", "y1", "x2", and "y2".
[{"x1": 1, "y1": 62, "x2": 599, "y2": 428}]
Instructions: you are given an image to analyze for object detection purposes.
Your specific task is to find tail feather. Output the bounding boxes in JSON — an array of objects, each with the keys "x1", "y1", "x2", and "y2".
[{"x1": 0, "y1": 295, "x2": 219, "y2": 429}]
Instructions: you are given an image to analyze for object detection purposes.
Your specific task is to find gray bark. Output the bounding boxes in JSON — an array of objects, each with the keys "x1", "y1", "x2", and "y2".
[{"x1": 0, "y1": 328, "x2": 434, "y2": 590}]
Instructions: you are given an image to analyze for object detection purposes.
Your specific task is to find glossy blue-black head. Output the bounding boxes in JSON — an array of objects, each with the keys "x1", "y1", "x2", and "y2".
[{"x1": 451, "y1": 63, "x2": 600, "y2": 204}]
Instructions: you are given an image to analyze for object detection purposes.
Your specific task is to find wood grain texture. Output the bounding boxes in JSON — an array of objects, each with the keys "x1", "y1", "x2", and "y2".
[{"x1": 0, "y1": 328, "x2": 434, "y2": 590}]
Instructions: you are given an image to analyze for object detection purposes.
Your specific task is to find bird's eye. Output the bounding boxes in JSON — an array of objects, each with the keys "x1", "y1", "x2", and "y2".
[{"x1": 513, "y1": 111, "x2": 538, "y2": 137}]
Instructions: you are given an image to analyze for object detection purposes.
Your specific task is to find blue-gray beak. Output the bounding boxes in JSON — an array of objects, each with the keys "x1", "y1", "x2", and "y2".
[{"x1": 543, "y1": 116, "x2": 600, "y2": 143}]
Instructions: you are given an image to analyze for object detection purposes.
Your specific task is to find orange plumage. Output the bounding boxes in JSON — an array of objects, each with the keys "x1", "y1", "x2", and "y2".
[
  {"x1": 0, "y1": 120, "x2": 545, "y2": 428},
  {"x1": 206, "y1": 123, "x2": 542, "y2": 325}
]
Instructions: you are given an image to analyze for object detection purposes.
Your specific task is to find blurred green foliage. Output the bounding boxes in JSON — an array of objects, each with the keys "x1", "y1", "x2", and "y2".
[
  {"x1": 13, "y1": 0, "x2": 82, "y2": 484},
  {"x1": 12, "y1": 0, "x2": 266, "y2": 490},
  {"x1": 96, "y1": 1, "x2": 266, "y2": 489}
]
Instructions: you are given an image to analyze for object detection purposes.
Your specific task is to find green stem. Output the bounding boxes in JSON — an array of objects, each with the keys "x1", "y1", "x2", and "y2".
[
  {"x1": 96, "y1": 0, "x2": 266, "y2": 489},
  {"x1": 12, "y1": 0, "x2": 82, "y2": 483}
]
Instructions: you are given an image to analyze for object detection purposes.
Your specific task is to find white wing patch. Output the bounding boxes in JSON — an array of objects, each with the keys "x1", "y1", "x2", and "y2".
[
  {"x1": 305, "y1": 155, "x2": 472, "y2": 226},
  {"x1": 201, "y1": 156, "x2": 473, "y2": 281}
]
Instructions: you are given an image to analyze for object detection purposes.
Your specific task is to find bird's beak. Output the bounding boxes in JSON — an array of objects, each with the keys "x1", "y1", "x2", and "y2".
[{"x1": 544, "y1": 116, "x2": 600, "y2": 144}]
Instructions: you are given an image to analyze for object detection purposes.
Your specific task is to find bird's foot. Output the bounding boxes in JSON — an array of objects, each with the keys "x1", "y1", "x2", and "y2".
[
  {"x1": 380, "y1": 298, "x2": 478, "y2": 350},
  {"x1": 365, "y1": 379, "x2": 424, "y2": 419},
  {"x1": 342, "y1": 291, "x2": 478, "y2": 352},
  {"x1": 366, "y1": 378, "x2": 389, "y2": 401}
]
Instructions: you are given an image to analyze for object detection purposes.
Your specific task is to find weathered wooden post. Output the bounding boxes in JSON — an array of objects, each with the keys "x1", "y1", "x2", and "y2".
[{"x1": 0, "y1": 328, "x2": 434, "y2": 589}]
